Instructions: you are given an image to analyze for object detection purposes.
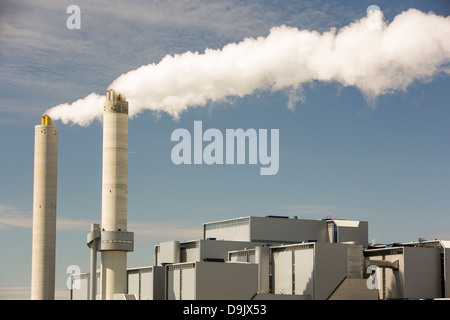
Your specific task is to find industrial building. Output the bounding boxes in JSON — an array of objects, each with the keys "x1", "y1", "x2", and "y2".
[
  {"x1": 202, "y1": 216, "x2": 368, "y2": 246},
  {"x1": 69, "y1": 215, "x2": 450, "y2": 300},
  {"x1": 364, "y1": 240, "x2": 450, "y2": 300}
]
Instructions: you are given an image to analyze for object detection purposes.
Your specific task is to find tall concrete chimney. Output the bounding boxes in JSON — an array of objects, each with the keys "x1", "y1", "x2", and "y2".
[
  {"x1": 99, "y1": 89, "x2": 133, "y2": 300},
  {"x1": 31, "y1": 115, "x2": 58, "y2": 300}
]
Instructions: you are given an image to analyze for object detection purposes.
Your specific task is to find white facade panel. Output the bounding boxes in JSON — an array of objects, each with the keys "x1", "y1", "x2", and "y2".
[
  {"x1": 140, "y1": 270, "x2": 154, "y2": 300},
  {"x1": 71, "y1": 276, "x2": 89, "y2": 300},
  {"x1": 167, "y1": 263, "x2": 196, "y2": 300},
  {"x1": 127, "y1": 273, "x2": 140, "y2": 299},
  {"x1": 230, "y1": 254, "x2": 252, "y2": 263},
  {"x1": 273, "y1": 250, "x2": 293, "y2": 294},
  {"x1": 168, "y1": 268, "x2": 181, "y2": 300},
  {"x1": 159, "y1": 241, "x2": 181, "y2": 265},
  {"x1": 294, "y1": 248, "x2": 314, "y2": 297},
  {"x1": 203, "y1": 218, "x2": 251, "y2": 241},
  {"x1": 184, "y1": 246, "x2": 200, "y2": 263},
  {"x1": 181, "y1": 267, "x2": 196, "y2": 300}
]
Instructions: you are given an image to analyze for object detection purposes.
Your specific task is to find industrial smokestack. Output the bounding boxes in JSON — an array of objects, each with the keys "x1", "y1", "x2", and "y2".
[
  {"x1": 100, "y1": 90, "x2": 133, "y2": 300},
  {"x1": 31, "y1": 115, "x2": 58, "y2": 300}
]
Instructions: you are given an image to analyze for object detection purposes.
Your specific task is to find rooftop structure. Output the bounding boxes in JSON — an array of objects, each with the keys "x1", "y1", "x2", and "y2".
[{"x1": 203, "y1": 215, "x2": 369, "y2": 246}]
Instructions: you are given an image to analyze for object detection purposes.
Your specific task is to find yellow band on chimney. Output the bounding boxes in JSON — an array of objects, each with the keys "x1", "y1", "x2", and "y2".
[{"x1": 41, "y1": 115, "x2": 52, "y2": 126}]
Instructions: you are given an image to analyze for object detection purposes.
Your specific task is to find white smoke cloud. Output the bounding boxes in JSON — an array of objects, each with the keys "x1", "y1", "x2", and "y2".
[
  {"x1": 46, "y1": 8, "x2": 450, "y2": 126},
  {"x1": 45, "y1": 92, "x2": 105, "y2": 127}
]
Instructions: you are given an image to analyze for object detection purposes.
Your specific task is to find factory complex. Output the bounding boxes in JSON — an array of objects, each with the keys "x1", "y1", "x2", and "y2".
[
  {"x1": 71, "y1": 215, "x2": 450, "y2": 300},
  {"x1": 31, "y1": 90, "x2": 450, "y2": 301}
]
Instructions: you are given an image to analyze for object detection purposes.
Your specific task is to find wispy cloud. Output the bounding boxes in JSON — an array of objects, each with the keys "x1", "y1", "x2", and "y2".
[
  {"x1": 0, "y1": 0, "x2": 362, "y2": 119},
  {"x1": 0, "y1": 205, "x2": 32, "y2": 229},
  {"x1": 0, "y1": 204, "x2": 200, "y2": 242},
  {"x1": 0, "y1": 286, "x2": 30, "y2": 300},
  {"x1": 0, "y1": 286, "x2": 69, "y2": 300},
  {"x1": 130, "y1": 220, "x2": 201, "y2": 243}
]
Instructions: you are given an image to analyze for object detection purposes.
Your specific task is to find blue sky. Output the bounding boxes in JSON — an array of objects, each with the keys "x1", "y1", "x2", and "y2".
[{"x1": 0, "y1": 0, "x2": 449, "y2": 299}]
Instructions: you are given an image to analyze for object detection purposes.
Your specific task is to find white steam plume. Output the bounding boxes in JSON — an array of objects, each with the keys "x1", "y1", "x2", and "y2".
[{"x1": 46, "y1": 8, "x2": 450, "y2": 126}]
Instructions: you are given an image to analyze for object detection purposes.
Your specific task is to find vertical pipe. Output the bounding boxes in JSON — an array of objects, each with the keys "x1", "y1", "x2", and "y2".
[
  {"x1": 89, "y1": 223, "x2": 99, "y2": 300},
  {"x1": 255, "y1": 246, "x2": 270, "y2": 294},
  {"x1": 31, "y1": 116, "x2": 58, "y2": 300}
]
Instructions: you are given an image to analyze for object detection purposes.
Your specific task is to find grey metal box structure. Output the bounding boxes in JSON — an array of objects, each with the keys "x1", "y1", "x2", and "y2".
[
  {"x1": 202, "y1": 216, "x2": 368, "y2": 246},
  {"x1": 166, "y1": 261, "x2": 258, "y2": 300},
  {"x1": 127, "y1": 266, "x2": 165, "y2": 300},
  {"x1": 365, "y1": 243, "x2": 444, "y2": 299},
  {"x1": 70, "y1": 266, "x2": 164, "y2": 300},
  {"x1": 155, "y1": 239, "x2": 262, "y2": 266}
]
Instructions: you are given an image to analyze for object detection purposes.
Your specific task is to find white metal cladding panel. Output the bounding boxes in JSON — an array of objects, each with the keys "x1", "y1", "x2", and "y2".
[
  {"x1": 181, "y1": 267, "x2": 196, "y2": 300},
  {"x1": 204, "y1": 218, "x2": 251, "y2": 241},
  {"x1": 168, "y1": 268, "x2": 181, "y2": 300},
  {"x1": 72, "y1": 276, "x2": 89, "y2": 300},
  {"x1": 179, "y1": 240, "x2": 200, "y2": 263},
  {"x1": 294, "y1": 249, "x2": 314, "y2": 297},
  {"x1": 327, "y1": 222, "x2": 336, "y2": 243},
  {"x1": 159, "y1": 241, "x2": 180, "y2": 264},
  {"x1": 127, "y1": 273, "x2": 140, "y2": 299},
  {"x1": 273, "y1": 250, "x2": 293, "y2": 294},
  {"x1": 229, "y1": 249, "x2": 256, "y2": 263},
  {"x1": 167, "y1": 264, "x2": 196, "y2": 300},
  {"x1": 140, "y1": 270, "x2": 154, "y2": 300},
  {"x1": 230, "y1": 253, "x2": 251, "y2": 262},
  {"x1": 184, "y1": 246, "x2": 200, "y2": 262},
  {"x1": 204, "y1": 225, "x2": 250, "y2": 241}
]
